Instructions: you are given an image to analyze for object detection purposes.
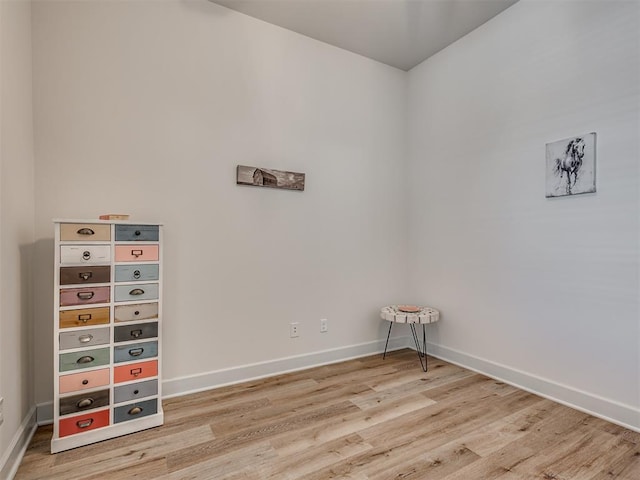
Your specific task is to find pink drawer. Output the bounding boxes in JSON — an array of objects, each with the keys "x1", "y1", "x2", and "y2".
[
  {"x1": 60, "y1": 286, "x2": 110, "y2": 306},
  {"x1": 59, "y1": 368, "x2": 110, "y2": 394},
  {"x1": 115, "y1": 245, "x2": 159, "y2": 262}
]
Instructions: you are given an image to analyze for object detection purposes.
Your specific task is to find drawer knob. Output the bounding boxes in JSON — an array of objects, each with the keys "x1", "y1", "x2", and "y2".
[
  {"x1": 134, "y1": 310, "x2": 140, "y2": 316},
  {"x1": 77, "y1": 291, "x2": 95, "y2": 300},
  {"x1": 78, "y1": 272, "x2": 93, "y2": 281},
  {"x1": 78, "y1": 334, "x2": 93, "y2": 343},
  {"x1": 77, "y1": 355, "x2": 94, "y2": 364},
  {"x1": 78, "y1": 313, "x2": 92, "y2": 323},
  {"x1": 82, "y1": 379, "x2": 89, "y2": 385},
  {"x1": 133, "y1": 270, "x2": 141, "y2": 279},
  {"x1": 76, "y1": 418, "x2": 94, "y2": 429},
  {"x1": 130, "y1": 329, "x2": 143, "y2": 338},
  {"x1": 133, "y1": 389, "x2": 139, "y2": 395},
  {"x1": 128, "y1": 406, "x2": 143, "y2": 415},
  {"x1": 129, "y1": 348, "x2": 144, "y2": 357},
  {"x1": 76, "y1": 398, "x2": 94, "y2": 409},
  {"x1": 131, "y1": 249, "x2": 143, "y2": 257},
  {"x1": 130, "y1": 368, "x2": 142, "y2": 377},
  {"x1": 77, "y1": 228, "x2": 95, "y2": 236},
  {"x1": 82, "y1": 251, "x2": 91, "y2": 260},
  {"x1": 134, "y1": 230, "x2": 141, "y2": 236},
  {"x1": 129, "y1": 288, "x2": 144, "y2": 296}
]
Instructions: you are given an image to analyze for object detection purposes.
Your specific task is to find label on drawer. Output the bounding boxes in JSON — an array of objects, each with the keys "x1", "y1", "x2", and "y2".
[
  {"x1": 114, "y1": 360, "x2": 158, "y2": 383},
  {"x1": 60, "y1": 266, "x2": 111, "y2": 285},
  {"x1": 60, "y1": 245, "x2": 111, "y2": 265},
  {"x1": 115, "y1": 264, "x2": 159, "y2": 282},
  {"x1": 60, "y1": 286, "x2": 110, "y2": 306},
  {"x1": 114, "y1": 245, "x2": 159, "y2": 262},
  {"x1": 114, "y1": 303, "x2": 158, "y2": 322},
  {"x1": 114, "y1": 341, "x2": 158, "y2": 363},
  {"x1": 59, "y1": 306, "x2": 110, "y2": 328},
  {"x1": 114, "y1": 322, "x2": 158, "y2": 343}
]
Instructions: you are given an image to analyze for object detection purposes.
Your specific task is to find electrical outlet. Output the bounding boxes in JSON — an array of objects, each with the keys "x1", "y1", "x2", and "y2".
[
  {"x1": 290, "y1": 322, "x2": 300, "y2": 338},
  {"x1": 0, "y1": 397, "x2": 4, "y2": 425},
  {"x1": 320, "y1": 318, "x2": 328, "y2": 333}
]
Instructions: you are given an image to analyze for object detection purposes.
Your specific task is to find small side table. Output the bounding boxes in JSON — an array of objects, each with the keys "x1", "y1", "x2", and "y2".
[{"x1": 380, "y1": 305, "x2": 440, "y2": 371}]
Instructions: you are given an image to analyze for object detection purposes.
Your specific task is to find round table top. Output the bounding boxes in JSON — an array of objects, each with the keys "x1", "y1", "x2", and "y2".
[{"x1": 380, "y1": 305, "x2": 440, "y2": 324}]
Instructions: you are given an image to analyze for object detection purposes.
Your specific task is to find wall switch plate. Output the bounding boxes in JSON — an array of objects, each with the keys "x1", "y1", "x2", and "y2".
[
  {"x1": 320, "y1": 318, "x2": 328, "y2": 333},
  {"x1": 290, "y1": 322, "x2": 300, "y2": 338}
]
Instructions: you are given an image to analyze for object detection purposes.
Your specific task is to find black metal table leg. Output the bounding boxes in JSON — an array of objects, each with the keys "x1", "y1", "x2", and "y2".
[
  {"x1": 409, "y1": 323, "x2": 428, "y2": 372},
  {"x1": 383, "y1": 322, "x2": 393, "y2": 359}
]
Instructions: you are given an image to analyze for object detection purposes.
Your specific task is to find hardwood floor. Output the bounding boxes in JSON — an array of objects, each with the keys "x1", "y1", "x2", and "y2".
[{"x1": 15, "y1": 350, "x2": 640, "y2": 479}]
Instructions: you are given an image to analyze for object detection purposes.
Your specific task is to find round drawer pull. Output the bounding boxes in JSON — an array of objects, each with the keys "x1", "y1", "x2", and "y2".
[
  {"x1": 82, "y1": 379, "x2": 89, "y2": 385},
  {"x1": 76, "y1": 418, "x2": 94, "y2": 429},
  {"x1": 128, "y1": 406, "x2": 143, "y2": 415},
  {"x1": 76, "y1": 398, "x2": 94, "y2": 409},
  {"x1": 134, "y1": 230, "x2": 141, "y2": 236},
  {"x1": 82, "y1": 251, "x2": 91, "y2": 260},
  {"x1": 77, "y1": 228, "x2": 95, "y2": 236},
  {"x1": 133, "y1": 389, "x2": 139, "y2": 395},
  {"x1": 134, "y1": 310, "x2": 140, "y2": 316}
]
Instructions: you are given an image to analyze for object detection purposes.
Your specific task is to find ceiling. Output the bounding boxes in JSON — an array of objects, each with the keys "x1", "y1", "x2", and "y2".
[{"x1": 210, "y1": 0, "x2": 519, "y2": 71}]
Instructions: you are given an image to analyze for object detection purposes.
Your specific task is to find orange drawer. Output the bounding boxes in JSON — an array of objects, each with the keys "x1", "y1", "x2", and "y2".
[
  {"x1": 114, "y1": 360, "x2": 158, "y2": 383},
  {"x1": 59, "y1": 307, "x2": 110, "y2": 329},
  {"x1": 58, "y1": 409, "x2": 109, "y2": 437},
  {"x1": 115, "y1": 245, "x2": 158, "y2": 262},
  {"x1": 59, "y1": 368, "x2": 110, "y2": 394}
]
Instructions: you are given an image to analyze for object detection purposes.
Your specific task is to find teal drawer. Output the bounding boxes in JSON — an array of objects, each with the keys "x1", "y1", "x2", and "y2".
[
  {"x1": 114, "y1": 341, "x2": 158, "y2": 363},
  {"x1": 115, "y1": 225, "x2": 159, "y2": 242},
  {"x1": 59, "y1": 347, "x2": 110, "y2": 372},
  {"x1": 114, "y1": 283, "x2": 158, "y2": 302},
  {"x1": 114, "y1": 398, "x2": 158, "y2": 424},
  {"x1": 115, "y1": 264, "x2": 159, "y2": 282}
]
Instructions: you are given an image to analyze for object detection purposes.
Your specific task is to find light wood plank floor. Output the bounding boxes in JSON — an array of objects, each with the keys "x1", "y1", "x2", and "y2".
[{"x1": 15, "y1": 350, "x2": 640, "y2": 479}]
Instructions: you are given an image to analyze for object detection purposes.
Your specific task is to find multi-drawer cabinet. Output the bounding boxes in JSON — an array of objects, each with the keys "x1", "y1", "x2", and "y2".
[{"x1": 52, "y1": 220, "x2": 163, "y2": 453}]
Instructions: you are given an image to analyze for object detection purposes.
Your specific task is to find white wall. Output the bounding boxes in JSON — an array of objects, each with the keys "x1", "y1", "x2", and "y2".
[
  {"x1": 32, "y1": 0, "x2": 408, "y2": 405},
  {"x1": 0, "y1": 0, "x2": 36, "y2": 475},
  {"x1": 408, "y1": 0, "x2": 639, "y2": 427}
]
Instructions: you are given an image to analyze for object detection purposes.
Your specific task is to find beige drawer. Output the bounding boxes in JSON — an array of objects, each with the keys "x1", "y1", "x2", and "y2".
[
  {"x1": 60, "y1": 245, "x2": 111, "y2": 265},
  {"x1": 114, "y1": 302, "x2": 158, "y2": 323},
  {"x1": 60, "y1": 223, "x2": 111, "y2": 242}
]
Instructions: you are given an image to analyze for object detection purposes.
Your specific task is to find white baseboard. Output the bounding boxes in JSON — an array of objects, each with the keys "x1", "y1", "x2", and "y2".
[
  {"x1": 0, "y1": 406, "x2": 37, "y2": 480},
  {"x1": 36, "y1": 336, "x2": 412, "y2": 424},
  {"x1": 423, "y1": 342, "x2": 640, "y2": 433}
]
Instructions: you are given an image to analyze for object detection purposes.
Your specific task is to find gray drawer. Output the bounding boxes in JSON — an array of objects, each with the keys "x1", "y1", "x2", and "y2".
[
  {"x1": 114, "y1": 283, "x2": 158, "y2": 302},
  {"x1": 114, "y1": 322, "x2": 158, "y2": 343},
  {"x1": 59, "y1": 327, "x2": 110, "y2": 350},
  {"x1": 115, "y1": 225, "x2": 159, "y2": 242},
  {"x1": 115, "y1": 264, "x2": 159, "y2": 283},
  {"x1": 114, "y1": 398, "x2": 158, "y2": 424},
  {"x1": 59, "y1": 389, "x2": 110, "y2": 416},
  {"x1": 114, "y1": 302, "x2": 158, "y2": 323},
  {"x1": 60, "y1": 266, "x2": 111, "y2": 285},
  {"x1": 114, "y1": 380, "x2": 158, "y2": 404},
  {"x1": 59, "y1": 347, "x2": 110, "y2": 372},
  {"x1": 114, "y1": 341, "x2": 158, "y2": 363}
]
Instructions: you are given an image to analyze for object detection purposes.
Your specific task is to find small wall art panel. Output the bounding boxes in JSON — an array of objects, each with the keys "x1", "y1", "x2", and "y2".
[
  {"x1": 237, "y1": 165, "x2": 305, "y2": 191},
  {"x1": 545, "y1": 133, "x2": 596, "y2": 198}
]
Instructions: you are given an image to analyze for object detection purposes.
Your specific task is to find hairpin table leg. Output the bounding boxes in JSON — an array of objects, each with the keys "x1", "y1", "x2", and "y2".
[{"x1": 383, "y1": 322, "x2": 393, "y2": 359}]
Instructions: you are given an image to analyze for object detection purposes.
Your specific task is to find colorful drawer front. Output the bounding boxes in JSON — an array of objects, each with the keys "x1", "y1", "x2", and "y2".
[
  {"x1": 115, "y1": 225, "x2": 159, "y2": 242},
  {"x1": 59, "y1": 368, "x2": 110, "y2": 394},
  {"x1": 114, "y1": 398, "x2": 158, "y2": 424},
  {"x1": 59, "y1": 389, "x2": 110, "y2": 416},
  {"x1": 114, "y1": 283, "x2": 158, "y2": 302},
  {"x1": 114, "y1": 341, "x2": 158, "y2": 363},
  {"x1": 60, "y1": 223, "x2": 111, "y2": 242},
  {"x1": 59, "y1": 409, "x2": 109, "y2": 438},
  {"x1": 114, "y1": 245, "x2": 159, "y2": 262},
  {"x1": 114, "y1": 264, "x2": 159, "y2": 282},
  {"x1": 60, "y1": 245, "x2": 111, "y2": 265},
  {"x1": 114, "y1": 303, "x2": 158, "y2": 323},
  {"x1": 114, "y1": 322, "x2": 158, "y2": 343},
  {"x1": 59, "y1": 348, "x2": 110, "y2": 372},
  {"x1": 59, "y1": 307, "x2": 110, "y2": 329},
  {"x1": 114, "y1": 379, "x2": 158, "y2": 404},
  {"x1": 60, "y1": 266, "x2": 111, "y2": 285},
  {"x1": 60, "y1": 286, "x2": 110, "y2": 307},
  {"x1": 114, "y1": 360, "x2": 158, "y2": 383},
  {"x1": 59, "y1": 327, "x2": 110, "y2": 350}
]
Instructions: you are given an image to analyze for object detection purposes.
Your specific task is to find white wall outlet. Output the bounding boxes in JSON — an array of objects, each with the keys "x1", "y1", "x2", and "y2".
[
  {"x1": 290, "y1": 322, "x2": 300, "y2": 338},
  {"x1": 0, "y1": 397, "x2": 4, "y2": 425},
  {"x1": 320, "y1": 318, "x2": 328, "y2": 333}
]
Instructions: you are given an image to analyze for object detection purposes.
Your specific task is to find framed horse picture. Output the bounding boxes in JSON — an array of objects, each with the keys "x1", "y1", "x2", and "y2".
[{"x1": 545, "y1": 133, "x2": 596, "y2": 198}]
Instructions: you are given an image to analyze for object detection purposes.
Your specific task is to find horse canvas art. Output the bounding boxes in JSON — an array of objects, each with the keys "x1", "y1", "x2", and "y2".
[{"x1": 546, "y1": 133, "x2": 596, "y2": 197}]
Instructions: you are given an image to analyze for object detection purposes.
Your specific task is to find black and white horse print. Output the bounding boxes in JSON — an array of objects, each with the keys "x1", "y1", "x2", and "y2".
[{"x1": 554, "y1": 137, "x2": 585, "y2": 195}]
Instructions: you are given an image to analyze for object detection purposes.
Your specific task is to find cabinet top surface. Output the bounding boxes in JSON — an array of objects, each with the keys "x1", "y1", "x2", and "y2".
[{"x1": 53, "y1": 219, "x2": 164, "y2": 226}]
